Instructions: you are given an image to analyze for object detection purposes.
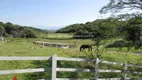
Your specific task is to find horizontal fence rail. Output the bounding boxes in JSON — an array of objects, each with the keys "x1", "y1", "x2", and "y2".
[
  {"x1": 38, "y1": 78, "x2": 125, "y2": 80},
  {"x1": 56, "y1": 68, "x2": 121, "y2": 73},
  {"x1": 127, "y1": 64, "x2": 142, "y2": 68},
  {"x1": 57, "y1": 57, "x2": 95, "y2": 62},
  {"x1": 0, "y1": 54, "x2": 141, "y2": 80},
  {"x1": 0, "y1": 56, "x2": 51, "y2": 60},
  {"x1": 100, "y1": 60, "x2": 142, "y2": 68},
  {"x1": 56, "y1": 68, "x2": 94, "y2": 72},
  {"x1": 127, "y1": 71, "x2": 142, "y2": 75},
  {"x1": 0, "y1": 68, "x2": 51, "y2": 75},
  {"x1": 100, "y1": 60, "x2": 123, "y2": 66},
  {"x1": 38, "y1": 78, "x2": 91, "y2": 80},
  {"x1": 99, "y1": 70, "x2": 121, "y2": 73}
]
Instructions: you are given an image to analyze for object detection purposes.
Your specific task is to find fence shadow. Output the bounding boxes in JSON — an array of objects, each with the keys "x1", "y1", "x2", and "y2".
[{"x1": 24, "y1": 60, "x2": 52, "y2": 80}]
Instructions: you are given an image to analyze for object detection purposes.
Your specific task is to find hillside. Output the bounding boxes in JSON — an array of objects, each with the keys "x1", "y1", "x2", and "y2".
[
  {"x1": 56, "y1": 17, "x2": 142, "y2": 40},
  {"x1": 0, "y1": 22, "x2": 47, "y2": 38},
  {"x1": 56, "y1": 18, "x2": 126, "y2": 39}
]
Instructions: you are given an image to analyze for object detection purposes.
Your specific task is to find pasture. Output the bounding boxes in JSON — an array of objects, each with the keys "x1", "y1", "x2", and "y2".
[
  {"x1": 0, "y1": 36, "x2": 142, "y2": 79},
  {"x1": 39, "y1": 33, "x2": 73, "y2": 39}
]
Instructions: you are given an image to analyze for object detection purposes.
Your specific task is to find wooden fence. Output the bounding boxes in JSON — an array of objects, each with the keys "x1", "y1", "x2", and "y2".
[{"x1": 0, "y1": 54, "x2": 142, "y2": 80}]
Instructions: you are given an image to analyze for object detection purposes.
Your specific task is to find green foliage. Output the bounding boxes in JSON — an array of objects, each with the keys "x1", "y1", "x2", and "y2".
[
  {"x1": 0, "y1": 25, "x2": 5, "y2": 36},
  {"x1": 120, "y1": 17, "x2": 142, "y2": 43},
  {"x1": 99, "y1": 0, "x2": 142, "y2": 43},
  {"x1": 56, "y1": 24, "x2": 84, "y2": 33},
  {"x1": 56, "y1": 18, "x2": 124, "y2": 39},
  {"x1": 21, "y1": 29, "x2": 37, "y2": 38},
  {"x1": 0, "y1": 22, "x2": 47, "y2": 38},
  {"x1": 100, "y1": 0, "x2": 142, "y2": 14}
]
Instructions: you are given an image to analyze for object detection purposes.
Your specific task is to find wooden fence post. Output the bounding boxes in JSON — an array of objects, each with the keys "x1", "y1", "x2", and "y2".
[
  {"x1": 51, "y1": 53, "x2": 57, "y2": 80},
  {"x1": 122, "y1": 62, "x2": 127, "y2": 80},
  {"x1": 95, "y1": 57, "x2": 100, "y2": 80}
]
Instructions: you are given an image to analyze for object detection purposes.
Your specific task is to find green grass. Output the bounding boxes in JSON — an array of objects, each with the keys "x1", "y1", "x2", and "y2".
[
  {"x1": 39, "y1": 33, "x2": 73, "y2": 39},
  {"x1": 0, "y1": 38, "x2": 94, "y2": 56},
  {"x1": 0, "y1": 38, "x2": 142, "y2": 79}
]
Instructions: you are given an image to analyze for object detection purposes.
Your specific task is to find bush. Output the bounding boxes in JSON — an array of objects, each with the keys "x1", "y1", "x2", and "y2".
[{"x1": 21, "y1": 29, "x2": 37, "y2": 38}]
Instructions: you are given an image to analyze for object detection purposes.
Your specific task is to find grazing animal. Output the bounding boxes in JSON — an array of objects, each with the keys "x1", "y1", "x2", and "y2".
[{"x1": 80, "y1": 44, "x2": 92, "y2": 52}]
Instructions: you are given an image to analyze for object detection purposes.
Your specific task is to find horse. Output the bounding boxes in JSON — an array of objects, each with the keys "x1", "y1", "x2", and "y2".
[{"x1": 80, "y1": 44, "x2": 92, "y2": 52}]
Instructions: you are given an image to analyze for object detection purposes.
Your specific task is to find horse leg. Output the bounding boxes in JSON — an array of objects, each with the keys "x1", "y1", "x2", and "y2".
[
  {"x1": 88, "y1": 48, "x2": 90, "y2": 52},
  {"x1": 88, "y1": 47, "x2": 92, "y2": 52},
  {"x1": 80, "y1": 47, "x2": 84, "y2": 52},
  {"x1": 80, "y1": 47, "x2": 82, "y2": 51}
]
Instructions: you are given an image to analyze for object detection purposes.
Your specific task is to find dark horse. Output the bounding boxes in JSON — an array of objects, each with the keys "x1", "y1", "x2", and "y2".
[{"x1": 80, "y1": 44, "x2": 92, "y2": 52}]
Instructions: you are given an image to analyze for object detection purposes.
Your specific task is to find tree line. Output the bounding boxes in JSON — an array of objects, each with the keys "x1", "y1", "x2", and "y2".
[
  {"x1": 56, "y1": 18, "x2": 122, "y2": 38},
  {"x1": 0, "y1": 22, "x2": 47, "y2": 38},
  {"x1": 57, "y1": 17, "x2": 142, "y2": 41}
]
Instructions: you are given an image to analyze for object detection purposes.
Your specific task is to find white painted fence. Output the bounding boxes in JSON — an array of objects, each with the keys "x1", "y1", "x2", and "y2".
[{"x1": 0, "y1": 54, "x2": 142, "y2": 80}]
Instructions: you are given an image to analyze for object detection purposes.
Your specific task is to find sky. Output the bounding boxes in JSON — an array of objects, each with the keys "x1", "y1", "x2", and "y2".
[{"x1": 0, "y1": 0, "x2": 110, "y2": 30}]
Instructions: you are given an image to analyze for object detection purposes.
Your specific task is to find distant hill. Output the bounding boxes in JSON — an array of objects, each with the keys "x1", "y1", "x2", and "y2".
[
  {"x1": 56, "y1": 17, "x2": 142, "y2": 40},
  {"x1": 56, "y1": 18, "x2": 125, "y2": 39},
  {"x1": 0, "y1": 22, "x2": 47, "y2": 38}
]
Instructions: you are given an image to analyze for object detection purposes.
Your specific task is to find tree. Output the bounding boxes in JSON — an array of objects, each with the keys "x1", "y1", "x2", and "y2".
[
  {"x1": 122, "y1": 17, "x2": 142, "y2": 42},
  {"x1": 56, "y1": 24, "x2": 84, "y2": 33},
  {"x1": 10, "y1": 26, "x2": 19, "y2": 38},
  {"x1": 0, "y1": 25, "x2": 5, "y2": 42},
  {"x1": 100, "y1": 0, "x2": 142, "y2": 14},
  {"x1": 21, "y1": 29, "x2": 36, "y2": 38},
  {"x1": 92, "y1": 38, "x2": 105, "y2": 58},
  {"x1": 100, "y1": 0, "x2": 142, "y2": 49},
  {"x1": 57, "y1": 18, "x2": 123, "y2": 39},
  {"x1": 0, "y1": 26, "x2": 5, "y2": 37}
]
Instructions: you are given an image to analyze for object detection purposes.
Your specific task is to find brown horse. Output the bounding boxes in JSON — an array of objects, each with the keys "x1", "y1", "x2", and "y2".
[{"x1": 80, "y1": 44, "x2": 92, "y2": 52}]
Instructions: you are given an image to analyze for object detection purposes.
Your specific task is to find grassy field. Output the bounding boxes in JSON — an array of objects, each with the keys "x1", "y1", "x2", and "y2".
[
  {"x1": 0, "y1": 37, "x2": 142, "y2": 79},
  {"x1": 39, "y1": 33, "x2": 73, "y2": 39}
]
